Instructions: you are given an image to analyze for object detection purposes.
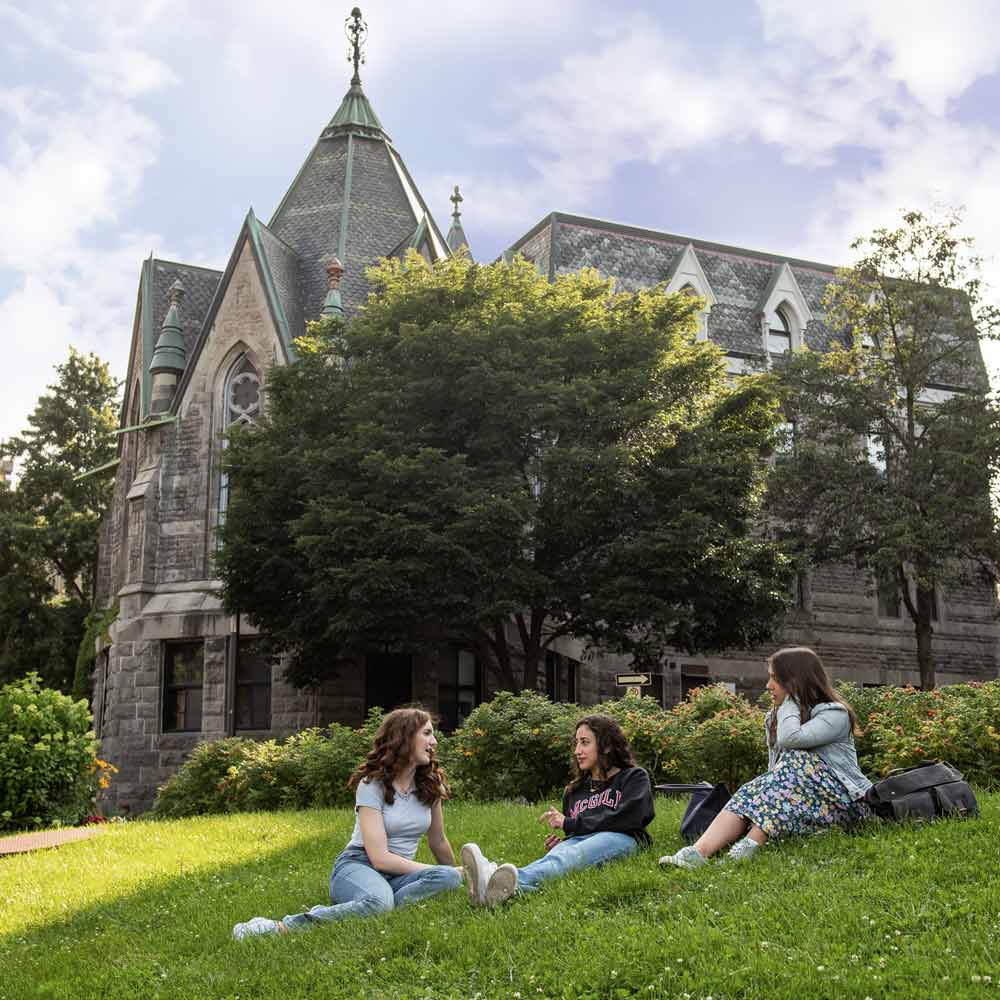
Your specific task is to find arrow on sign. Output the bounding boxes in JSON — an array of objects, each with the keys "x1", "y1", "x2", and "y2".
[{"x1": 615, "y1": 673, "x2": 651, "y2": 686}]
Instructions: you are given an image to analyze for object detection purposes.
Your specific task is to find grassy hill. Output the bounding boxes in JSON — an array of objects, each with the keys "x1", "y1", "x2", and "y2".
[{"x1": 1, "y1": 795, "x2": 997, "y2": 1000}]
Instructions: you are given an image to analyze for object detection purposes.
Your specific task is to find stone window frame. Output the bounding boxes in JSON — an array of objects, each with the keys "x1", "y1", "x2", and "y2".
[
  {"x1": 663, "y1": 243, "x2": 717, "y2": 342},
  {"x1": 759, "y1": 262, "x2": 813, "y2": 361},
  {"x1": 226, "y1": 634, "x2": 273, "y2": 734},
  {"x1": 161, "y1": 639, "x2": 206, "y2": 733},
  {"x1": 211, "y1": 344, "x2": 263, "y2": 549}
]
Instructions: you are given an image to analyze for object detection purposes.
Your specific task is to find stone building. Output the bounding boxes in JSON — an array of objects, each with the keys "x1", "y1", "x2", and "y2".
[
  {"x1": 506, "y1": 213, "x2": 999, "y2": 705},
  {"x1": 92, "y1": 20, "x2": 998, "y2": 814}
]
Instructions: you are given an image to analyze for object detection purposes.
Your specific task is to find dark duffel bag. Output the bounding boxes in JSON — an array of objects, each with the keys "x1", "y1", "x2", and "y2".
[
  {"x1": 656, "y1": 782, "x2": 732, "y2": 843},
  {"x1": 864, "y1": 761, "x2": 979, "y2": 822}
]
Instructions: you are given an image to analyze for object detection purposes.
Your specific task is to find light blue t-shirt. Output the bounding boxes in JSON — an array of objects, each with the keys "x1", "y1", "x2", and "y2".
[{"x1": 345, "y1": 779, "x2": 432, "y2": 860}]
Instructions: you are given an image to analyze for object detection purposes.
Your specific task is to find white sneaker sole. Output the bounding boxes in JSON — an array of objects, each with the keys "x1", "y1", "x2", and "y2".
[
  {"x1": 485, "y1": 863, "x2": 517, "y2": 907},
  {"x1": 461, "y1": 843, "x2": 488, "y2": 906}
]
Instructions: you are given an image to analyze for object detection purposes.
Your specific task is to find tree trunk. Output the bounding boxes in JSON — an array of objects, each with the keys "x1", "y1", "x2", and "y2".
[
  {"x1": 914, "y1": 585, "x2": 936, "y2": 690},
  {"x1": 477, "y1": 622, "x2": 520, "y2": 693},
  {"x1": 515, "y1": 610, "x2": 546, "y2": 694}
]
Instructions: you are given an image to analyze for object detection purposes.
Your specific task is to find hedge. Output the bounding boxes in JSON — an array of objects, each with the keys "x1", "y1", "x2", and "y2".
[{"x1": 151, "y1": 680, "x2": 1000, "y2": 817}]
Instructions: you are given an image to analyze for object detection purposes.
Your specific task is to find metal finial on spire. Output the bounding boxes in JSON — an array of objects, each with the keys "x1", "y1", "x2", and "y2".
[
  {"x1": 322, "y1": 257, "x2": 345, "y2": 317},
  {"x1": 450, "y1": 185, "x2": 463, "y2": 221},
  {"x1": 168, "y1": 278, "x2": 186, "y2": 307},
  {"x1": 346, "y1": 7, "x2": 367, "y2": 86},
  {"x1": 326, "y1": 257, "x2": 344, "y2": 290}
]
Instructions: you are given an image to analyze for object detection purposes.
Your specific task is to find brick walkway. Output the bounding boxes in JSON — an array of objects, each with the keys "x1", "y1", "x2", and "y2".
[{"x1": 0, "y1": 826, "x2": 106, "y2": 856}]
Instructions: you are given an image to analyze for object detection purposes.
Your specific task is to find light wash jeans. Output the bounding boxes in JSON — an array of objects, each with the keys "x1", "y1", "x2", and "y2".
[
  {"x1": 515, "y1": 831, "x2": 639, "y2": 893},
  {"x1": 281, "y1": 847, "x2": 462, "y2": 931}
]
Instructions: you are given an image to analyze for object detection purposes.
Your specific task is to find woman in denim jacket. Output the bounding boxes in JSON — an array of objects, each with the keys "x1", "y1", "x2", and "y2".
[{"x1": 661, "y1": 646, "x2": 872, "y2": 869}]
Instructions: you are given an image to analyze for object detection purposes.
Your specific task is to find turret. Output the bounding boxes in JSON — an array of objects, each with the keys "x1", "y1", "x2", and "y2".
[{"x1": 148, "y1": 279, "x2": 186, "y2": 414}]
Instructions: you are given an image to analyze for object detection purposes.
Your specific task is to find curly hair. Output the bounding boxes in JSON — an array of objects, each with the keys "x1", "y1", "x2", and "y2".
[
  {"x1": 566, "y1": 714, "x2": 636, "y2": 793},
  {"x1": 348, "y1": 707, "x2": 449, "y2": 806}
]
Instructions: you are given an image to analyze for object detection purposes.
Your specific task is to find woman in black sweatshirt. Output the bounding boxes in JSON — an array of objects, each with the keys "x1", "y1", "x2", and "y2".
[{"x1": 461, "y1": 714, "x2": 655, "y2": 907}]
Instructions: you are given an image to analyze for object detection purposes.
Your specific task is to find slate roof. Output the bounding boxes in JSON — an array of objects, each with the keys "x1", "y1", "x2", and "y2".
[
  {"x1": 506, "y1": 212, "x2": 985, "y2": 387},
  {"x1": 135, "y1": 259, "x2": 222, "y2": 416},
  {"x1": 149, "y1": 259, "x2": 222, "y2": 360},
  {"x1": 269, "y1": 75, "x2": 450, "y2": 318},
  {"x1": 251, "y1": 215, "x2": 306, "y2": 345}
]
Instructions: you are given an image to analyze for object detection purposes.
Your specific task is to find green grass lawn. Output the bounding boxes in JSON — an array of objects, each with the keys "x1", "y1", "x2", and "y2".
[{"x1": 2, "y1": 795, "x2": 998, "y2": 1000}]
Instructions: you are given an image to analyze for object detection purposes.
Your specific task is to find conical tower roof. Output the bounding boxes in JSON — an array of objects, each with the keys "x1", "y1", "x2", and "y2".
[
  {"x1": 322, "y1": 79, "x2": 388, "y2": 140},
  {"x1": 269, "y1": 8, "x2": 450, "y2": 317}
]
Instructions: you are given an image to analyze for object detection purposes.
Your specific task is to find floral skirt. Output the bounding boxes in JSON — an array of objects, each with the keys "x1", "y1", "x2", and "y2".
[{"x1": 726, "y1": 749, "x2": 871, "y2": 839}]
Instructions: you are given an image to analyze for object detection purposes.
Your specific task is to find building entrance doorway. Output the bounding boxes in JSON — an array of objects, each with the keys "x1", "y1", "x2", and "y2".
[{"x1": 365, "y1": 653, "x2": 413, "y2": 715}]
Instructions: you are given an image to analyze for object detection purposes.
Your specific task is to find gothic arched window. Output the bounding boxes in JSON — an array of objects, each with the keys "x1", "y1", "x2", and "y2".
[
  {"x1": 218, "y1": 355, "x2": 261, "y2": 532},
  {"x1": 767, "y1": 306, "x2": 792, "y2": 354},
  {"x1": 226, "y1": 356, "x2": 261, "y2": 427}
]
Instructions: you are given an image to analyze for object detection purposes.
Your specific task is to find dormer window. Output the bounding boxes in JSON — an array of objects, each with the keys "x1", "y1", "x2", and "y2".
[{"x1": 767, "y1": 307, "x2": 792, "y2": 354}]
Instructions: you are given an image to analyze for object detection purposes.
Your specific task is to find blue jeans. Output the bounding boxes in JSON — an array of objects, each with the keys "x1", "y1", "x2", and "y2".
[
  {"x1": 516, "y1": 831, "x2": 639, "y2": 893},
  {"x1": 281, "y1": 847, "x2": 462, "y2": 931}
]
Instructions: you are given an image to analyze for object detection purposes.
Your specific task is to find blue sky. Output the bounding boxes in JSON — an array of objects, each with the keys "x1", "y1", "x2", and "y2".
[{"x1": 2, "y1": 0, "x2": 1000, "y2": 444}]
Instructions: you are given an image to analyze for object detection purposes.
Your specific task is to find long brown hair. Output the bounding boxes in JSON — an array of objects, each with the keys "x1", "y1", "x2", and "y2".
[
  {"x1": 348, "y1": 707, "x2": 449, "y2": 806},
  {"x1": 566, "y1": 714, "x2": 636, "y2": 793},
  {"x1": 767, "y1": 646, "x2": 858, "y2": 744}
]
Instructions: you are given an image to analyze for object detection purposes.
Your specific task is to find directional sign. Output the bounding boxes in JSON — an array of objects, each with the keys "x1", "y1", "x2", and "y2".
[{"x1": 615, "y1": 672, "x2": 651, "y2": 686}]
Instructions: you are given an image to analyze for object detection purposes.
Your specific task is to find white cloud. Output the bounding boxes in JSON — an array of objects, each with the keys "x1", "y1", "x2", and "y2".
[
  {"x1": 758, "y1": 0, "x2": 1000, "y2": 114},
  {"x1": 0, "y1": 1, "x2": 176, "y2": 442},
  {"x1": 0, "y1": 275, "x2": 76, "y2": 445}
]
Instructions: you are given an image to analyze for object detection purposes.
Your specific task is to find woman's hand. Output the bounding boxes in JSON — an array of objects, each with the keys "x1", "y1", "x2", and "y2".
[
  {"x1": 538, "y1": 807, "x2": 565, "y2": 829},
  {"x1": 544, "y1": 833, "x2": 561, "y2": 852}
]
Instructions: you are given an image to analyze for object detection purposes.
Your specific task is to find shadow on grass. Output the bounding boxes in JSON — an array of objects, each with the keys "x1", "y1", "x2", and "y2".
[{"x1": 0, "y1": 795, "x2": 995, "y2": 1000}]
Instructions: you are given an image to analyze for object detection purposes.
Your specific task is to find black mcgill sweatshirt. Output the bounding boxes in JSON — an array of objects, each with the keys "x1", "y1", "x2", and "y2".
[{"x1": 560, "y1": 766, "x2": 655, "y2": 846}]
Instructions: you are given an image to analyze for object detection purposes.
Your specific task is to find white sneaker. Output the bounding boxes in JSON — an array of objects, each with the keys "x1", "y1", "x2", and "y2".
[
  {"x1": 484, "y1": 863, "x2": 518, "y2": 907},
  {"x1": 461, "y1": 843, "x2": 497, "y2": 907},
  {"x1": 232, "y1": 916, "x2": 281, "y2": 940},
  {"x1": 723, "y1": 836, "x2": 761, "y2": 863},
  {"x1": 658, "y1": 845, "x2": 708, "y2": 870}
]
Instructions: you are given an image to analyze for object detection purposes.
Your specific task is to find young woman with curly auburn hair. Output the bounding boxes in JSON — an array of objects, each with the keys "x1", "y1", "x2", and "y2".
[
  {"x1": 461, "y1": 714, "x2": 655, "y2": 907},
  {"x1": 233, "y1": 708, "x2": 462, "y2": 940},
  {"x1": 660, "y1": 646, "x2": 872, "y2": 870}
]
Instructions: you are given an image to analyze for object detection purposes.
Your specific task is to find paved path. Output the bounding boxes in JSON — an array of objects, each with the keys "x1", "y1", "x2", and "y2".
[{"x1": 0, "y1": 826, "x2": 106, "y2": 856}]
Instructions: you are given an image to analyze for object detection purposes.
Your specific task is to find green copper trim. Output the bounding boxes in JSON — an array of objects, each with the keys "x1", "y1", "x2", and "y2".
[
  {"x1": 409, "y1": 215, "x2": 428, "y2": 251},
  {"x1": 322, "y1": 287, "x2": 344, "y2": 316},
  {"x1": 73, "y1": 457, "x2": 121, "y2": 482},
  {"x1": 322, "y1": 83, "x2": 388, "y2": 140},
  {"x1": 140, "y1": 255, "x2": 154, "y2": 417},
  {"x1": 337, "y1": 133, "x2": 355, "y2": 262},
  {"x1": 113, "y1": 416, "x2": 176, "y2": 436},
  {"x1": 149, "y1": 281, "x2": 186, "y2": 375},
  {"x1": 246, "y1": 210, "x2": 297, "y2": 362}
]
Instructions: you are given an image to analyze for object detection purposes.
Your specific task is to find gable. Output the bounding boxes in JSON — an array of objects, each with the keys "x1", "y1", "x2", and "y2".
[{"x1": 174, "y1": 237, "x2": 286, "y2": 417}]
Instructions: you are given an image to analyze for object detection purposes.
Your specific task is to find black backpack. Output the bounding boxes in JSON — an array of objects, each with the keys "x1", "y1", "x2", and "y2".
[
  {"x1": 864, "y1": 761, "x2": 979, "y2": 822},
  {"x1": 656, "y1": 782, "x2": 733, "y2": 843}
]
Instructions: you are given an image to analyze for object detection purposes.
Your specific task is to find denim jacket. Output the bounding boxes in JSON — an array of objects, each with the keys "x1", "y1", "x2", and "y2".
[{"x1": 765, "y1": 698, "x2": 872, "y2": 801}]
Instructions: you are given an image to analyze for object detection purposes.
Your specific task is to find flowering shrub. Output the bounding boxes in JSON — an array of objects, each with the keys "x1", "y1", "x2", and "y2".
[
  {"x1": 153, "y1": 711, "x2": 385, "y2": 817},
  {"x1": 443, "y1": 691, "x2": 577, "y2": 801},
  {"x1": 591, "y1": 692, "x2": 684, "y2": 784},
  {"x1": 151, "y1": 680, "x2": 1000, "y2": 818},
  {"x1": 151, "y1": 737, "x2": 257, "y2": 818},
  {"x1": 860, "y1": 681, "x2": 1000, "y2": 786},
  {"x1": 0, "y1": 673, "x2": 105, "y2": 831}
]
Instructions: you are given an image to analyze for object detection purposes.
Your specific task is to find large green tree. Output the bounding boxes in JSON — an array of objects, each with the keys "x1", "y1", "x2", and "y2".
[
  {"x1": 0, "y1": 348, "x2": 120, "y2": 691},
  {"x1": 768, "y1": 210, "x2": 1000, "y2": 689},
  {"x1": 218, "y1": 253, "x2": 791, "y2": 690}
]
